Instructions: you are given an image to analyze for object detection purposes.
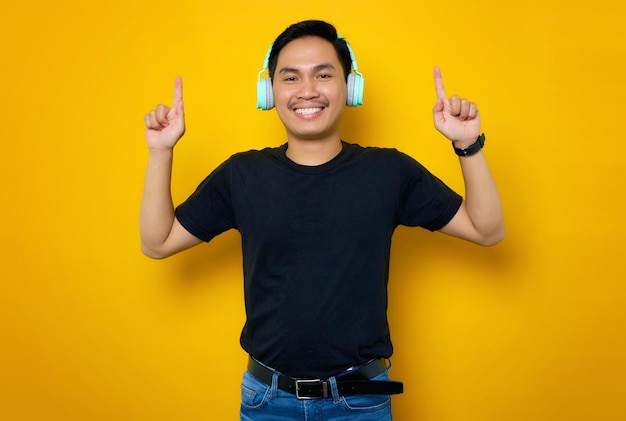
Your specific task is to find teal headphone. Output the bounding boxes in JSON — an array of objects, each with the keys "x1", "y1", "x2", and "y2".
[{"x1": 256, "y1": 36, "x2": 364, "y2": 110}]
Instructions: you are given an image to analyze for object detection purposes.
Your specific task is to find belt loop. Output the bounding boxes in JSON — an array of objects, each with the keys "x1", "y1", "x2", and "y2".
[
  {"x1": 270, "y1": 372, "x2": 279, "y2": 400},
  {"x1": 328, "y1": 376, "x2": 341, "y2": 404}
]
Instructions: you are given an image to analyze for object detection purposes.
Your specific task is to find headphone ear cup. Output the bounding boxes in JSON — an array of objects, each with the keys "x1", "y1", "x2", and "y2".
[
  {"x1": 346, "y1": 73, "x2": 355, "y2": 107},
  {"x1": 266, "y1": 79, "x2": 274, "y2": 109},
  {"x1": 256, "y1": 78, "x2": 274, "y2": 110},
  {"x1": 256, "y1": 79, "x2": 267, "y2": 110},
  {"x1": 346, "y1": 73, "x2": 364, "y2": 107},
  {"x1": 353, "y1": 73, "x2": 364, "y2": 106}
]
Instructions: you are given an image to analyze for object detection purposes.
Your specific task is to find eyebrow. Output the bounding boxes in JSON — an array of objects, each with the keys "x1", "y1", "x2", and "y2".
[{"x1": 278, "y1": 63, "x2": 337, "y2": 75}]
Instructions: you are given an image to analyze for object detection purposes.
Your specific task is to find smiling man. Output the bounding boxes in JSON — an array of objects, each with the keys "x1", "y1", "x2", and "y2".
[{"x1": 141, "y1": 20, "x2": 504, "y2": 421}]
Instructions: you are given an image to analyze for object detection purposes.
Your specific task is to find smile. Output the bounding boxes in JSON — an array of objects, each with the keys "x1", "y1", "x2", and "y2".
[{"x1": 294, "y1": 107, "x2": 324, "y2": 115}]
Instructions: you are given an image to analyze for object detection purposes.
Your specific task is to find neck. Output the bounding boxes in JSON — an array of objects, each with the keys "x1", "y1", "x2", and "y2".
[{"x1": 285, "y1": 137, "x2": 343, "y2": 166}]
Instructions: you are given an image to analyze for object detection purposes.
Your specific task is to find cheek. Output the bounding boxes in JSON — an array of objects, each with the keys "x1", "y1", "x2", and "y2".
[
  {"x1": 272, "y1": 86, "x2": 293, "y2": 108},
  {"x1": 327, "y1": 82, "x2": 347, "y2": 102}
]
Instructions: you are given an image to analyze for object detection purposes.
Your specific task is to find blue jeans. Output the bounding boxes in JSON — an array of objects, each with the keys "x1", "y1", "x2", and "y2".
[{"x1": 240, "y1": 363, "x2": 393, "y2": 420}]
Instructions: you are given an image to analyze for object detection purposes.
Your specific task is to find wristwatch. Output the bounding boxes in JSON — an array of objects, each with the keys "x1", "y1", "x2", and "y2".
[{"x1": 453, "y1": 133, "x2": 486, "y2": 157}]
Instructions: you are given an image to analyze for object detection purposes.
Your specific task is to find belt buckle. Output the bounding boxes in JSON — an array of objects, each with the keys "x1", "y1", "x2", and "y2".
[{"x1": 295, "y1": 378, "x2": 328, "y2": 399}]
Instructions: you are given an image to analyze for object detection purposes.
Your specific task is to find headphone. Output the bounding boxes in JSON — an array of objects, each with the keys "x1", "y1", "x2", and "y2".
[{"x1": 256, "y1": 36, "x2": 364, "y2": 110}]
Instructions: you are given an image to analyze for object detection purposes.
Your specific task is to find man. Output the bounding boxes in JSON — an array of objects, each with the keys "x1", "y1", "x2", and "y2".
[{"x1": 141, "y1": 20, "x2": 503, "y2": 421}]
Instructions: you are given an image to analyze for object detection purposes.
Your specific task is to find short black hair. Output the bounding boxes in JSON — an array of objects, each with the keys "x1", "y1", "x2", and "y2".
[{"x1": 268, "y1": 20, "x2": 353, "y2": 82}]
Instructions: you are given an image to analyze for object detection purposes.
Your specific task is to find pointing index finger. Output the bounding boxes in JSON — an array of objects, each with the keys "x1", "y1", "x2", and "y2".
[
  {"x1": 434, "y1": 66, "x2": 447, "y2": 100},
  {"x1": 173, "y1": 76, "x2": 183, "y2": 104}
]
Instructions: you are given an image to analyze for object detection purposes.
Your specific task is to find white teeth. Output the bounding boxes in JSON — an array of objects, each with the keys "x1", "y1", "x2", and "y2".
[{"x1": 294, "y1": 107, "x2": 323, "y2": 115}]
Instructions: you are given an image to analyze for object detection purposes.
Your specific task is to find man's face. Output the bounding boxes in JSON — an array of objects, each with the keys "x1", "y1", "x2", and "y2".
[{"x1": 272, "y1": 36, "x2": 347, "y2": 143}]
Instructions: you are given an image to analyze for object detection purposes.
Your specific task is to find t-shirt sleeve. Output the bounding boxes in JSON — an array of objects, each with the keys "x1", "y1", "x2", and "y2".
[
  {"x1": 174, "y1": 158, "x2": 237, "y2": 242},
  {"x1": 395, "y1": 152, "x2": 463, "y2": 231}
]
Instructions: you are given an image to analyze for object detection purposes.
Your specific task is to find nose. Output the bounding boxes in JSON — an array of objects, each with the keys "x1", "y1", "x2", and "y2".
[{"x1": 297, "y1": 77, "x2": 320, "y2": 100}]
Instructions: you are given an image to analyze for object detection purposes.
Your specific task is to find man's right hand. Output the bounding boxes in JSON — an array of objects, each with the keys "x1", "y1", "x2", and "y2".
[{"x1": 144, "y1": 77, "x2": 185, "y2": 150}]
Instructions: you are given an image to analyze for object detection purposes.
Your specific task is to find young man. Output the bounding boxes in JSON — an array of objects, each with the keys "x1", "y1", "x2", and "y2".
[{"x1": 141, "y1": 20, "x2": 503, "y2": 421}]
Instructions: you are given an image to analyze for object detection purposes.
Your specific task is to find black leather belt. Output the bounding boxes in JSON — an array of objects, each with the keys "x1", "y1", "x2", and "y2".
[{"x1": 247, "y1": 357, "x2": 404, "y2": 399}]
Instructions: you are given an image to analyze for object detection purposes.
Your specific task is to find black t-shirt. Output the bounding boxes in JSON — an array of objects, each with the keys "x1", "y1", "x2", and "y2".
[{"x1": 175, "y1": 141, "x2": 462, "y2": 378}]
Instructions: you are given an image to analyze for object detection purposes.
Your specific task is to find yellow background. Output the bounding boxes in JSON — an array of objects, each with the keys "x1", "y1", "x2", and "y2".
[{"x1": 1, "y1": 0, "x2": 624, "y2": 419}]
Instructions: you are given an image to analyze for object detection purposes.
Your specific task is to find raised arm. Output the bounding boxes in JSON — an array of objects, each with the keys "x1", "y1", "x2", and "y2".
[
  {"x1": 432, "y1": 67, "x2": 505, "y2": 246},
  {"x1": 140, "y1": 77, "x2": 202, "y2": 259}
]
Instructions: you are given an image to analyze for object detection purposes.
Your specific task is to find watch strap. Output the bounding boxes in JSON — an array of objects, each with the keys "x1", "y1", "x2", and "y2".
[{"x1": 453, "y1": 133, "x2": 486, "y2": 157}]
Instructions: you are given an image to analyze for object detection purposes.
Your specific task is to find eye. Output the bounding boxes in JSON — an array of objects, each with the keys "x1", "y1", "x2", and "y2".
[{"x1": 318, "y1": 73, "x2": 332, "y2": 80}]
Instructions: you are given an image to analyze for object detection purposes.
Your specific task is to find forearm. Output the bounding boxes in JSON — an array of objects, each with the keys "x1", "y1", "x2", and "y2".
[
  {"x1": 458, "y1": 149, "x2": 505, "y2": 244},
  {"x1": 140, "y1": 148, "x2": 176, "y2": 255}
]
